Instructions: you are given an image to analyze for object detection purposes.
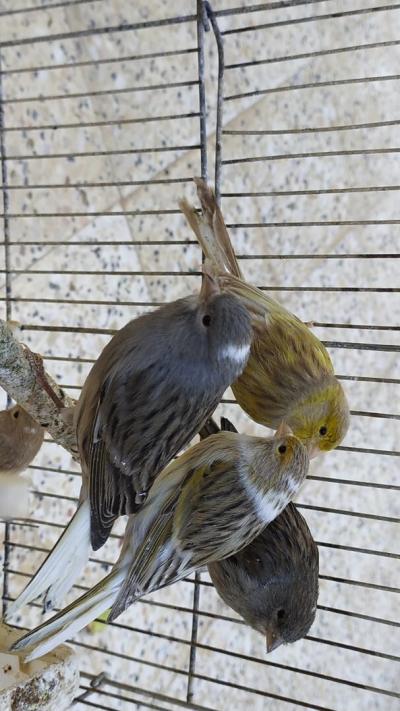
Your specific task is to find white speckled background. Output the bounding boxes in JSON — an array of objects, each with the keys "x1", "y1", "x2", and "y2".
[{"x1": 0, "y1": 1, "x2": 399, "y2": 710}]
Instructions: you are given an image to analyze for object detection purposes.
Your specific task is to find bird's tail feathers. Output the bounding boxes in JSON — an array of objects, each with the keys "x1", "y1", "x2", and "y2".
[
  {"x1": 5, "y1": 499, "x2": 91, "y2": 621},
  {"x1": 10, "y1": 567, "x2": 124, "y2": 661},
  {"x1": 198, "y1": 417, "x2": 220, "y2": 440},
  {"x1": 194, "y1": 177, "x2": 243, "y2": 279},
  {"x1": 179, "y1": 196, "x2": 227, "y2": 274}
]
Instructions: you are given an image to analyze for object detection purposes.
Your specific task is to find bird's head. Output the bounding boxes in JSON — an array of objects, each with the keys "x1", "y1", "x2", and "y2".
[{"x1": 287, "y1": 377, "x2": 349, "y2": 458}]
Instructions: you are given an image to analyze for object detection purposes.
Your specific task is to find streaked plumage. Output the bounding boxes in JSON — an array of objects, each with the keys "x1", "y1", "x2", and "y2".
[
  {"x1": 4, "y1": 273, "x2": 252, "y2": 620},
  {"x1": 202, "y1": 417, "x2": 319, "y2": 652},
  {"x1": 11, "y1": 424, "x2": 309, "y2": 661},
  {"x1": 180, "y1": 179, "x2": 350, "y2": 458}
]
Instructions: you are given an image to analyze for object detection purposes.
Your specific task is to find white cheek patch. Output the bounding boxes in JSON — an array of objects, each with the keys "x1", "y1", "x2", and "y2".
[
  {"x1": 241, "y1": 475, "x2": 283, "y2": 525},
  {"x1": 219, "y1": 343, "x2": 250, "y2": 365}
]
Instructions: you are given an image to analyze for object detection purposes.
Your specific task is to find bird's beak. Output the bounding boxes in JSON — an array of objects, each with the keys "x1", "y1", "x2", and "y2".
[
  {"x1": 265, "y1": 627, "x2": 283, "y2": 654},
  {"x1": 307, "y1": 441, "x2": 321, "y2": 459},
  {"x1": 200, "y1": 269, "x2": 220, "y2": 301},
  {"x1": 274, "y1": 422, "x2": 293, "y2": 439}
]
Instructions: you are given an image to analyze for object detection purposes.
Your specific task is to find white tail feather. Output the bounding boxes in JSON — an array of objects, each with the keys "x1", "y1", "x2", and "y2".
[
  {"x1": 12, "y1": 568, "x2": 125, "y2": 661},
  {"x1": 5, "y1": 499, "x2": 91, "y2": 621}
]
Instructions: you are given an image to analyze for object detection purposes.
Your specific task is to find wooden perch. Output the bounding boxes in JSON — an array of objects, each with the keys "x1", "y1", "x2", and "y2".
[{"x1": 0, "y1": 320, "x2": 78, "y2": 458}]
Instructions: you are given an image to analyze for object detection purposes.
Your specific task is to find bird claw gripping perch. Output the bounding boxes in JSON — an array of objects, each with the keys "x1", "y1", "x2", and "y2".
[{"x1": 23, "y1": 346, "x2": 66, "y2": 411}]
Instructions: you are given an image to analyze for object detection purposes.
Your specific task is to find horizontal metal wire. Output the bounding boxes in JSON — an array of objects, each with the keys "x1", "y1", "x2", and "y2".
[
  {"x1": 82, "y1": 669, "x2": 399, "y2": 710},
  {"x1": 8, "y1": 617, "x2": 397, "y2": 709},
  {"x1": 227, "y1": 220, "x2": 400, "y2": 226},
  {"x1": 77, "y1": 686, "x2": 176, "y2": 711},
  {"x1": 0, "y1": 47, "x2": 197, "y2": 77},
  {"x1": 3, "y1": 111, "x2": 200, "y2": 133},
  {"x1": 2, "y1": 272, "x2": 399, "y2": 295},
  {"x1": 30, "y1": 486, "x2": 400, "y2": 525},
  {"x1": 15, "y1": 324, "x2": 400, "y2": 354},
  {"x1": 77, "y1": 674, "x2": 228, "y2": 711},
  {"x1": 223, "y1": 148, "x2": 400, "y2": 163},
  {"x1": 0, "y1": 14, "x2": 197, "y2": 50},
  {"x1": 8, "y1": 511, "x2": 400, "y2": 565},
  {"x1": 223, "y1": 119, "x2": 400, "y2": 135},
  {"x1": 0, "y1": 1, "x2": 332, "y2": 42},
  {"x1": 225, "y1": 39, "x2": 400, "y2": 70},
  {"x1": 2, "y1": 177, "x2": 194, "y2": 189},
  {"x1": 222, "y1": 185, "x2": 400, "y2": 194},
  {"x1": 5, "y1": 539, "x2": 400, "y2": 603},
  {"x1": 222, "y1": 3, "x2": 400, "y2": 36},
  {"x1": 225, "y1": 74, "x2": 400, "y2": 102},
  {"x1": 3, "y1": 146, "x2": 200, "y2": 161},
  {"x1": 0, "y1": 0, "x2": 104, "y2": 17},
  {"x1": 0, "y1": 246, "x2": 398, "y2": 262},
  {"x1": 2, "y1": 79, "x2": 199, "y2": 105},
  {"x1": 0, "y1": 0, "x2": 326, "y2": 21}
]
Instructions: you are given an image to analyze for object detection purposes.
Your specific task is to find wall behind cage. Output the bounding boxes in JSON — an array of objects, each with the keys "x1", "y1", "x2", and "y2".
[{"x1": 0, "y1": 1, "x2": 399, "y2": 710}]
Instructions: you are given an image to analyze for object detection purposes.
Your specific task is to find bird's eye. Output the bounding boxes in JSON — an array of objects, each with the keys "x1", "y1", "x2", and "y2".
[
  {"x1": 319, "y1": 426, "x2": 327, "y2": 436},
  {"x1": 13, "y1": 410, "x2": 19, "y2": 419},
  {"x1": 278, "y1": 444, "x2": 286, "y2": 454},
  {"x1": 277, "y1": 609, "x2": 285, "y2": 620},
  {"x1": 202, "y1": 314, "x2": 211, "y2": 327}
]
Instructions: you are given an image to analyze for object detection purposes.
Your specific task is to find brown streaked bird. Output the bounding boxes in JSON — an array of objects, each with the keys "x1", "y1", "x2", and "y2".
[
  {"x1": 0, "y1": 405, "x2": 44, "y2": 475},
  {"x1": 10, "y1": 420, "x2": 309, "y2": 661},
  {"x1": 201, "y1": 416, "x2": 319, "y2": 653},
  {"x1": 5, "y1": 269, "x2": 252, "y2": 621},
  {"x1": 180, "y1": 179, "x2": 350, "y2": 459}
]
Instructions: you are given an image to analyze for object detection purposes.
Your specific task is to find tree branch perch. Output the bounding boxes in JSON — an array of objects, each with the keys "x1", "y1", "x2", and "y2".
[{"x1": 0, "y1": 320, "x2": 78, "y2": 458}]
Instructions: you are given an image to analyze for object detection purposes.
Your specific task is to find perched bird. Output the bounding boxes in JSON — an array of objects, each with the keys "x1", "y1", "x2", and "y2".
[
  {"x1": 0, "y1": 405, "x2": 44, "y2": 476},
  {"x1": 201, "y1": 417, "x2": 319, "y2": 653},
  {"x1": 10, "y1": 422, "x2": 309, "y2": 660},
  {"x1": 0, "y1": 405, "x2": 44, "y2": 522},
  {"x1": 5, "y1": 269, "x2": 252, "y2": 620},
  {"x1": 180, "y1": 179, "x2": 350, "y2": 458}
]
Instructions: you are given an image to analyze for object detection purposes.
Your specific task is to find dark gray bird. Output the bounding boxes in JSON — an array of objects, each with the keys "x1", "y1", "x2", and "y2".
[
  {"x1": 202, "y1": 417, "x2": 319, "y2": 653},
  {"x1": 5, "y1": 272, "x2": 252, "y2": 620}
]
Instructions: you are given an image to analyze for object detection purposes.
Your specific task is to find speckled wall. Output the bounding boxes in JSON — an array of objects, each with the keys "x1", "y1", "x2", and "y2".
[{"x1": 0, "y1": 1, "x2": 398, "y2": 710}]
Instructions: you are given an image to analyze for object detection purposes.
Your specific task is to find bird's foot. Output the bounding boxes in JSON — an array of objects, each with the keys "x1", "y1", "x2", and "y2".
[{"x1": 23, "y1": 346, "x2": 65, "y2": 410}]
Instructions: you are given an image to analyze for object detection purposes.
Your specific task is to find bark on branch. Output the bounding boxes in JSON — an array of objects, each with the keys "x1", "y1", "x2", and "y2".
[{"x1": 0, "y1": 320, "x2": 78, "y2": 458}]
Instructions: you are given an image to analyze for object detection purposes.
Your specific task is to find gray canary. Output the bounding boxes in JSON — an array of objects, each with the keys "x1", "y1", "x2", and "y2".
[
  {"x1": 5, "y1": 271, "x2": 252, "y2": 620},
  {"x1": 10, "y1": 422, "x2": 309, "y2": 661},
  {"x1": 202, "y1": 417, "x2": 319, "y2": 653},
  {"x1": 180, "y1": 179, "x2": 350, "y2": 459}
]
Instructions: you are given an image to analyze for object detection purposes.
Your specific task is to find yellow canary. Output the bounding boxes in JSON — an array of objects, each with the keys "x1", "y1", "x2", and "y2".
[{"x1": 180, "y1": 179, "x2": 350, "y2": 457}]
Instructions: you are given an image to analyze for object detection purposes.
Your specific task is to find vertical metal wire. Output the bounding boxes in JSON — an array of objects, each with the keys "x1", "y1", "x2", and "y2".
[
  {"x1": 0, "y1": 51, "x2": 12, "y2": 617},
  {"x1": 186, "y1": 2, "x2": 209, "y2": 704},
  {"x1": 205, "y1": 2, "x2": 224, "y2": 206}
]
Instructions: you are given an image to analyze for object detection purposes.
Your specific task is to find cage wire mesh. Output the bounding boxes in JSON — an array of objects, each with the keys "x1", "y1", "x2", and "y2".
[{"x1": 0, "y1": 0, "x2": 399, "y2": 709}]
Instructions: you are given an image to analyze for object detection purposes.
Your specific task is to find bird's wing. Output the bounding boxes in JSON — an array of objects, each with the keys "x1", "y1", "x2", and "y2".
[
  {"x1": 77, "y1": 320, "x2": 216, "y2": 550},
  {"x1": 110, "y1": 435, "x2": 246, "y2": 619},
  {"x1": 172, "y1": 456, "x2": 249, "y2": 568},
  {"x1": 220, "y1": 273, "x2": 334, "y2": 373}
]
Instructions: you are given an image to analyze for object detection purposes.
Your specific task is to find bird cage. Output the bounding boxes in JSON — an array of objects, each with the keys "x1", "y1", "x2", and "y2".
[{"x1": 0, "y1": 0, "x2": 398, "y2": 709}]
